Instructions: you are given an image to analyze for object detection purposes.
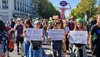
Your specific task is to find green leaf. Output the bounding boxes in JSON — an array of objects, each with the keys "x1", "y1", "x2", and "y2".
[{"x1": 93, "y1": 33, "x2": 97, "y2": 42}]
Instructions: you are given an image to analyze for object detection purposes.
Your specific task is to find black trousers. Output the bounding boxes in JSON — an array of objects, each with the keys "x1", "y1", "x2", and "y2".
[
  {"x1": 16, "y1": 36, "x2": 24, "y2": 53},
  {"x1": 93, "y1": 45, "x2": 100, "y2": 57},
  {"x1": 92, "y1": 39, "x2": 100, "y2": 57},
  {"x1": 53, "y1": 41, "x2": 62, "y2": 57},
  {"x1": 78, "y1": 49, "x2": 83, "y2": 57},
  {"x1": 66, "y1": 35, "x2": 69, "y2": 50}
]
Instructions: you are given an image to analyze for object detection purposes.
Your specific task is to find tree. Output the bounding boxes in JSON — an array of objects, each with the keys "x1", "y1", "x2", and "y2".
[
  {"x1": 38, "y1": 0, "x2": 60, "y2": 19},
  {"x1": 70, "y1": 0, "x2": 96, "y2": 20},
  {"x1": 96, "y1": 6, "x2": 100, "y2": 14},
  {"x1": 91, "y1": 6, "x2": 100, "y2": 19}
]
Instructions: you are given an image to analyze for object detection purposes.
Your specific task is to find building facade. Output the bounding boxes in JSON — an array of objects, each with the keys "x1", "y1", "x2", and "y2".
[
  {"x1": 32, "y1": 0, "x2": 40, "y2": 19},
  {"x1": 0, "y1": 0, "x2": 34, "y2": 22}
]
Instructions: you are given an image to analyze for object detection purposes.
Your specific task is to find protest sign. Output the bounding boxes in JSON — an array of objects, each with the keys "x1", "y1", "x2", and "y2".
[
  {"x1": 26, "y1": 28, "x2": 43, "y2": 41},
  {"x1": 48, "y1": 29, "x2": 64, "y2": 40},
  {"x1": 70, "y1": 31, "x2": 87, "y2": 44}
]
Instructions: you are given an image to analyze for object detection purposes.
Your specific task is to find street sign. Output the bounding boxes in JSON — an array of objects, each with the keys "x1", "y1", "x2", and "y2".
[{"x1": 60, "y1": 1, "x2": 68, "y2": 7}]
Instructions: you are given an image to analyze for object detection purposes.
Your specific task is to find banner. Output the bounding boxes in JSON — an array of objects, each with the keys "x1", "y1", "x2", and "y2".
[
  {"x1": 26, "y1": 28, "x2": 43, "y2": 41},
  {"x1": 70, "y1": 31, "x2": 87, "y2": 44},
  {"x1": 48, "y1": 29, "x2": 64, "y2": 40}
]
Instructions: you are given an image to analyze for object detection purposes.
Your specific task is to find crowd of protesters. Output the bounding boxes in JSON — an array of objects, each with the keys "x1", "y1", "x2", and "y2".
[{"x1": 0, "y1": 14, "x2": 100, "y2": 57}]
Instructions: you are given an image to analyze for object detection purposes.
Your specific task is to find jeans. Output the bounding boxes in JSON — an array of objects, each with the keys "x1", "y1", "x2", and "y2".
[
  {"x1": 16, "y1": 36, "x2": 24, "y2": 53},
  {"x1": 24, "y1": 40, "x2": 30, "y2": 57},
  {"x1": 29, "y1": 45, "x2": 42, "y2": 57},
  {"x1": 44, "y1": 31, "x2": 48, "y2": 44},
  {"x1": 52, "y1": 41, "x2": 63, "y2": 57}
]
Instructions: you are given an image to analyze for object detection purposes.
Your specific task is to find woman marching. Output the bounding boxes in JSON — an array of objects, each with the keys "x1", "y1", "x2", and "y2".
[
  {"x1": 28, "y1": 20, "x2": 45, "y2": 57},
  {"x1": 23, "y1": 19, "x2": 33, "y2": 57},
  {"x1": 50, "y1": 20, "x2": 66, "y2": 57},
  {"x1": 69, "y1": 19, "x2": 88, "y2": 57}
]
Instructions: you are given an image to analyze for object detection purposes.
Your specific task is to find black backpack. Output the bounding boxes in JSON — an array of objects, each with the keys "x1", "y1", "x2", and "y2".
[{"x1": 31, "y1": 41, "x2": 41, "y2": 50}]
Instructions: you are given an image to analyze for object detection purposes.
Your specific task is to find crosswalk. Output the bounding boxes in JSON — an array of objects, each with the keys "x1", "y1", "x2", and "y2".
[
  {"x1": 43, "y1": 44, "x2": 93, "y2": 57},
  {"x1": 86, "y1": 49, "x2": 92, "y2": 57},
  {"x1": 67, "y1": 47, "x2": 92, "y2": 57},
  {"x1": 9, "y1": 44, "x2": 93, "y2": 57},
  {"x1": 86, "y1": 45, "x2": 93, "y2": 57}
]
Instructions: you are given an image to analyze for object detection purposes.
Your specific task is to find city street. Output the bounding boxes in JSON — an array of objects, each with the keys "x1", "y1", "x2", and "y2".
[
  {"x1": 9, "y1": 44, "x2": 53, "y2": 57},
  {"x1": 9, "y1": 44, "x2": 92, "y2": 57},
  {"x1": 9, "y1": 43, "x2": 71, "y2": 57},
  {"x1": 0, "y1": 0, "x2": 99, "y2": 57}
]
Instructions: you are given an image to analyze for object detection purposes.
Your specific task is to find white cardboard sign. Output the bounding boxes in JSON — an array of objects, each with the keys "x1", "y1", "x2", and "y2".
[
  {"x1": 48, "y1": 29, "x2": 64, "y2": 40},
  {"x1": 26, "y1": 28, "x2": 43, "y2": 41},
  {"x1": 70, "y1": 31, "x2": 87, "y2": 44}
]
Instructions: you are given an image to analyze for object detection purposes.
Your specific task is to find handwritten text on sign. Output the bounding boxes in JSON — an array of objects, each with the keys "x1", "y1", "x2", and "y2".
[
  {"x1": 48, "y1": 29, "x2": 64, "y2": 40},
  {"x1": 26, "y1": 28, "x2": 43, "y2": 41},
  {"x1": 70, "y1": 31, "x2": 87, "y2": 44}
]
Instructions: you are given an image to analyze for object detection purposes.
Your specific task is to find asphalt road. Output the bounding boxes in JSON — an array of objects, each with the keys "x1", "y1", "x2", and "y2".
[
  {"x1": 9, "y1": 44, "x2": 92, "y2": 57},
  {"x1": 9, "y1": 44, "x2": 54, "y2": 57},
  {"x1": 9, "y1": 44, "x2": 71, "y2": 57}
]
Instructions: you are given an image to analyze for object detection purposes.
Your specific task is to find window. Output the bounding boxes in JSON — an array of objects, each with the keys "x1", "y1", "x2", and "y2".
[
  {"x1": 2, "y1": 0, "x2": 8, "y2": 9},
  {"x1": 17, "y1": 1, "x2": 19, "y2": 11},
  {"x1": 19, "y1": 3, "x2": 21, "y2": 11},
  {"x1": 14, "y1": 0, "x2": 16, "y2": 10},
  {"x1": 22, "y1": 4, "x2": 24, "y2": 12},
  {"x1": 0, "y1": 5, "x2": 1, "y2": 9}
]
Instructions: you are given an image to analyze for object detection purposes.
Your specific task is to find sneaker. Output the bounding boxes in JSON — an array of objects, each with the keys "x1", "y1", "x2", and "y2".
[
  {"x1": 21, "y1": 55, "x2": 24, "y2": 57},
  {"x1": 7, "y1": 55, "x2": 10, "y2": 57},
  {"x1": 67, "y1": 50, "x2": 71, "y2": 54},
  {"x1": 17, "y1": 53, "x2": 20, "y2": 55}
]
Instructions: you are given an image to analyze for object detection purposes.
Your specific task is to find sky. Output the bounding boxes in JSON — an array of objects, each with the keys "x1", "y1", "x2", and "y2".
[{"x1": 50, "y1": 0, "x2": 80, "y2": 17}]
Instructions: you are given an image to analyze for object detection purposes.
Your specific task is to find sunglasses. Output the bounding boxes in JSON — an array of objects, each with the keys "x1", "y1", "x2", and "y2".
[{"x1": 56, "y1": 22, "x2": 61, "y2": 24}]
